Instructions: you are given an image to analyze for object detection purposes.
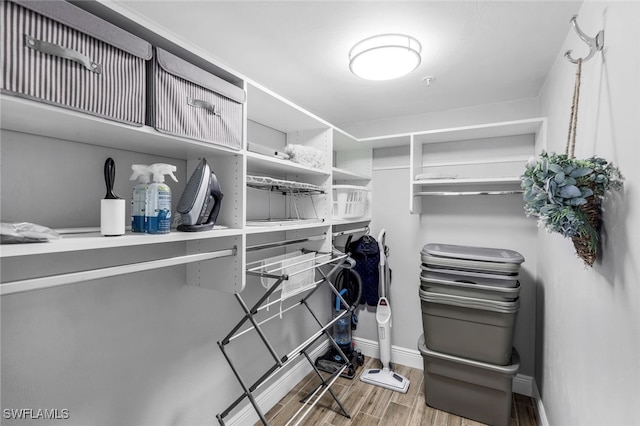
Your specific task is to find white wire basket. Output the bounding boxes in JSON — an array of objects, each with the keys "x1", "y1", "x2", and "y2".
[{"x1": 332, "y1": 185, "x2": 370, "y2": 220}]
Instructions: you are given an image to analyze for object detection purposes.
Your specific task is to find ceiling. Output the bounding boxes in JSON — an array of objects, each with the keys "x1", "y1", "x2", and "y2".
[{"x1": 114, "y1": 1, "x2": 583, "y2": 128}]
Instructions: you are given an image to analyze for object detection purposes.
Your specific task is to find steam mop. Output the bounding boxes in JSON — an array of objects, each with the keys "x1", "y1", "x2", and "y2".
[{"x1": 359, "y1": 229, "x2": 410, "y2": 393}]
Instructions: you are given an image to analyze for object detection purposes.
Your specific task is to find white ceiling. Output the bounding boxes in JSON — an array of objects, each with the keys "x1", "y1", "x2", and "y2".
[{"x1": 115, "y1": 0, "x2": 583, "y2": 128}]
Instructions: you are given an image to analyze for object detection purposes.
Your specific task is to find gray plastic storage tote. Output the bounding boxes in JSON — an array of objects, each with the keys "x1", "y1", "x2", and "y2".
[
  {"x1": 421, "y1": 265, "x2": 519, "y2": 288},
  {"x1": 418, "y1": 335, "x2": 519, "y2": 426},
  {"x1": 420, "y1": 275, "x2": 521, "y2": 301},
  {"x1": 147, "y1": 48, "x2": 245, "y2": 150},
  {"x1": 420, "y1": 288, "x2": 518, "y2": 365},
  {"x1": 1, "y1": 0, "x2": 151, "y2": 126},
  {"x1": 421, "y1": 243, "x2": 524, "y2": 275}
]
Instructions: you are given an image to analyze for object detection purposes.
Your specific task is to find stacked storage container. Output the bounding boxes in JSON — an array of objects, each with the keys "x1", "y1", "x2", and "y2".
[{"x1": 418, "y1": 243, "x2": 524, "y2": 426}]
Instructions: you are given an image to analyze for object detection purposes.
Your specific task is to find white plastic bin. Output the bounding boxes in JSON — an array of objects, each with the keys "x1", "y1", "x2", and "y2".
[{"x1": 332, "y1": 185, "x2": 369, "y2": 220}]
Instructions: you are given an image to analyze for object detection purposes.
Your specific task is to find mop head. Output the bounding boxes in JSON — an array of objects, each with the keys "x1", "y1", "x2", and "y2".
[{"x1": 360, "y1": 367, "x2": 410, "y2": 393}]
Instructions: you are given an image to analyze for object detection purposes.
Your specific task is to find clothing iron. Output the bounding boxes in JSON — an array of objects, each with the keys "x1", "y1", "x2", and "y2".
[{"x1": 176, "y1": 159, "x2": 223, "y2": 232}]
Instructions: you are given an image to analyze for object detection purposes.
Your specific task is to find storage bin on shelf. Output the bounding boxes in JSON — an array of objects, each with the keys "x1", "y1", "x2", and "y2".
[
  {"x1": 147, "y1": 47, "x2": 245, "y2": 149},
  {"x1": 1, "y1": 0, "x2": 152, "y2": 126},
  {"x1": 332, "y1": 185, "x2": 369, "y2": 220},
  {"x1": 418, "y1": 335, "x2": 519, "y2": 426}
]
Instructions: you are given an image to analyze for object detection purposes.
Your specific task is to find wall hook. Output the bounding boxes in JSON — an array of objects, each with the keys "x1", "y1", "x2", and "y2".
[{"x1": 564, "y1": 14, "x2": 604, "y2": 64}]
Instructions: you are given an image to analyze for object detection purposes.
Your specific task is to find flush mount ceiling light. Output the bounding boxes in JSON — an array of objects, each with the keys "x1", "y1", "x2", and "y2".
[{"x1": 349, "y1": 34, "x2": 422, "y2": 81}]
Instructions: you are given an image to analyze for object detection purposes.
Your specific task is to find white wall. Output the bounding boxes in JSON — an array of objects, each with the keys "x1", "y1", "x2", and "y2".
[
  {"x1": 536, "y1": 2, "x2": 640, "y2": 425},
  {"x1": 341, "y1": 97, "x2": 539, "y2": 138}
]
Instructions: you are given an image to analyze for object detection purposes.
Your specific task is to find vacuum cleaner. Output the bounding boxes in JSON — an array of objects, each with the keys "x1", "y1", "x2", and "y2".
[
  {"x1": 176, "y1": 158, "x2": 223, "y2": 232},
  {"x1": 359, "y1": 229, "x2": 410, "y2": 393},
  {"x1": 315, "y1": 265, "x2": 365, "y2": 379}
]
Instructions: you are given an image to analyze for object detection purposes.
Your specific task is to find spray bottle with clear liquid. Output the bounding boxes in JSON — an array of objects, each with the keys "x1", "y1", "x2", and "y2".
[
  {"x1": 146, "y1": 163, "x2": 178, "y2": 234},
  {"x1": 129, "y1": 164, "x2": 152, "y2": 233}
]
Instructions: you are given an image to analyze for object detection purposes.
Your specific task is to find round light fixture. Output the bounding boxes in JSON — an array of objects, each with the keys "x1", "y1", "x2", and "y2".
[{"x1": 349, "y1": 34, "x2": 422, "y2": 81}]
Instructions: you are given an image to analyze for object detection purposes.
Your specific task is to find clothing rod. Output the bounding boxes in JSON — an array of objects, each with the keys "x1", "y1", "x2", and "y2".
[
  {"x1": 0, "y1": 247, "x2": 237, "y2": 296},
  {"x1": 332, "y1": 226, "x2": 368, "y2": 238},
  {"x1": 415, "y1": 190, "x2": 524, "y2": 196},
  {"x1": 246, "y1": 234, "x2": 326, "y2": 252},
  {"x1": 286, "y1": 364, "x2": 348, "y2": 426}
]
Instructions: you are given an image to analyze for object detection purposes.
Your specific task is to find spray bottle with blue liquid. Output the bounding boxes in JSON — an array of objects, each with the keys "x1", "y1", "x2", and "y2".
[
  {"x1": 129, "y1": 164, "x2": 152, "y2": 233},
  {"x1": 147, "y1": 163, "x2": 178, "y2": 234}
]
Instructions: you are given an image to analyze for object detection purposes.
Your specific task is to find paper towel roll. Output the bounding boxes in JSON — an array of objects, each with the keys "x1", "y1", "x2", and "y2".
[{"x1": 101, "y1": 199, "x2": 126, "y2": 236}]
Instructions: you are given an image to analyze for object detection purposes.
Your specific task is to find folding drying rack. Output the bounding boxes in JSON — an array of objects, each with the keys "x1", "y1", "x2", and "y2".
[{"x1": 216, "y1": 237, "x2": 356, "y2": 426}]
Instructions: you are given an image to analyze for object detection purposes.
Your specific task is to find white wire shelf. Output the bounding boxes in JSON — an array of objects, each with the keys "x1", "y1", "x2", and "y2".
[{"x1": 247, "y1": 175, "x2": 325, "y2": 194}]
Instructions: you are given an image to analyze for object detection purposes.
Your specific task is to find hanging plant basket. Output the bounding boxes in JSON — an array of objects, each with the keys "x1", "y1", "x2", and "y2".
[
  {"x1": 521, "y1": 58, "x2": 624, "y2": 266},
  {"x1": 521, "y1": 152, "x2": 623, "y2": 266}
]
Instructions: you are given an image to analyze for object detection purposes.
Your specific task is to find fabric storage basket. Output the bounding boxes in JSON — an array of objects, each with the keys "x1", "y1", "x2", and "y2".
[
  {"x1": 418, "y1": 335, "x2": 519, "y2": 426},
  {"x1": 332, "y1": 185, "x2": 369, "y2": 220},
  {"x1": 1, "y1": 0, "x2": 151, "y2": 126},
  {"x1": 420, "y1": 288, "x2": 519, "y2": 365},
  {"x1": 147, "y1": 47, "x2": 245, "y2": 149}
]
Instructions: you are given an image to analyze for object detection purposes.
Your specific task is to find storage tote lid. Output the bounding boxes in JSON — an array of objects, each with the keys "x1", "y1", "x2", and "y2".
[
  {"x1": 418, "y1": 335, "x2": 520, "y2": 373},
  {"x1": 155, "y1": 48, "x2": 246, "y2": 104},
  {"x1": 11, "y1": 0, "x2": 152, "y2": 60},
  {"x1": 421, "y1": 243, "x2": 524, "y2": 264}
]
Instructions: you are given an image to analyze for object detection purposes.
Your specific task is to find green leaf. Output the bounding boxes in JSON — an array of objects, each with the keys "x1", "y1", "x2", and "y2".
[
  {"x1": 570, "y1": 167, "x2": 593, "y2": 177},
  {"x1": 559, "y1": 185, "x2": 581, "y2": 198},
  {"x1": 549, "y1": 163, "x2": 563, "y2": 173},
  {"x1": 554, "y1": 172, "x2": 566, "y2": 184},
  {"x1": 568, "y1": 198, "x2": 587, "y2": 206},
  {"x1": 581, "y1": 188, "x2": 594, "y2": 198}
]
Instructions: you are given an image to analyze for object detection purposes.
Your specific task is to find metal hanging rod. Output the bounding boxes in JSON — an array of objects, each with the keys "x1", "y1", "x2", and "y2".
[
  {"x1": 246, "y1": 233, "x2": 326, "y2": 252},
  {"x1": 332, "y1": 226, "x2": 369, "y2": 238},
  {"x1": 565, "y1": 14, "x2": 604, "y2": 64},
  {"x1": 0, "y1": 247, "x2": 237, "y2": 296},
  {"x1": 415, "y1": 190, "x2": 524, "y2": 196}
]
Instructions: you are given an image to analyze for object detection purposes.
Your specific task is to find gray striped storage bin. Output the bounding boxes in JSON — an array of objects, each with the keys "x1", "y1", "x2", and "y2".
[
  {"x1": 147, "y1": 48, "x2": 245, "y2": 150},
  {"x1": 1, "y1": 0, "x2": 151, "y2": 126}
]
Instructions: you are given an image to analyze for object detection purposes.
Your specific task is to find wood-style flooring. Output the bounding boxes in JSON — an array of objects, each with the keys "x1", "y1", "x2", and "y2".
[{"x1": 257, "y1": 356, "x2": 539, "y2": 426}]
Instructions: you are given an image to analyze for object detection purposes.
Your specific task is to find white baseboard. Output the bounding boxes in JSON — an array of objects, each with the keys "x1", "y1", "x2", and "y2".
[
  {"x1": 533, "y1": 380, "x2": 550, "y2": 426},
  {"x1": 353, "y1": 337, "x2": 534, "y2": 397},
  {"x1": 226, "y1": 340, "x2": 330, "y2": 426}
]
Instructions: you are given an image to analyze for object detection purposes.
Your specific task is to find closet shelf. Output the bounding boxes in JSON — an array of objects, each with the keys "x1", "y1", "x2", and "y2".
[
  {"x1": 0, "y1": 227, "x2": 242, "y2": 258},
  {"x1": 247, "y1": 151, "x2": 330, "y2": 177},
  {"x1": 420, "y1": 155, "x2": 530, "y2": 168},
  {"x1": 0, "y1": 95, "x2": 239, "y2": 160},
  {"x1": 413, "y1": 176, "x2": 522, "y2": 186},
  {"x1": 245, "y1": 221, "x2": 328, "y2": 235},
  {"x1": 247, "y1": 175, "x2": 325, "y2": 194},
  {"x1": 415, "y1": 190, "x2": 524, "y2": 196},
  {"x1": 332, "y1": 167, "x2": 371, "y2": 181}
]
